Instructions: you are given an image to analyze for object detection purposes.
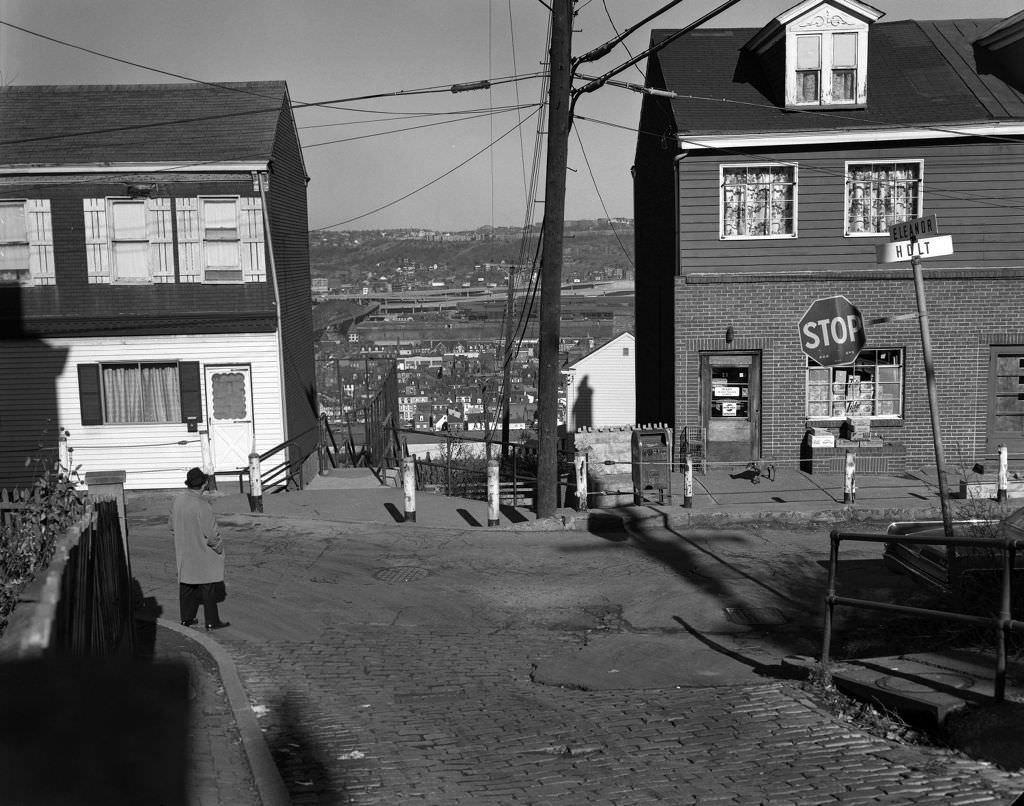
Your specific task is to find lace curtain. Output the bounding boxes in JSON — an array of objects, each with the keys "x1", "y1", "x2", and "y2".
[
  {"x1": 847, "y1": 164, "x2": 919, "y2": 233},
  {"x1": 722, "y1": 167, "x2": 794, "y2": 237},
  {"x1": 103, "y1": 365, "x2": 181, "y2": 423}
]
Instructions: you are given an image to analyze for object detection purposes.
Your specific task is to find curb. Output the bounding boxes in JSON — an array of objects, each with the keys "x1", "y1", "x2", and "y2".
[{"x1": 159, "y1": 619, "x2": 292, "y2": 806}]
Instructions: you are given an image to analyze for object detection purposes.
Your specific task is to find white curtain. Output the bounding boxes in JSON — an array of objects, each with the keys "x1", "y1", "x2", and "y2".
[
  {"x1": 848, "y1": 164, "x2": 918, "y2": 233},
  {"x1": 103, "y1": 365, "x2": 181, "y2": 423},
  {"x1": 723, "y1": 168, "x2": 793, "y2": 236}
]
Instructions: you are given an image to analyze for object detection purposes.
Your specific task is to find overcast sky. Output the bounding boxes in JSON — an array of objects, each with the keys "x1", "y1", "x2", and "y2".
[{"x1": 2, "y1": 1, "x2": 1020, "y2": 231}]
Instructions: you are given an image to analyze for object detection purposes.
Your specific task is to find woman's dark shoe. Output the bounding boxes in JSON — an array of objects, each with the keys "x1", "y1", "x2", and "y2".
[
  {"x1": 205, "y1": 621, "x2": 230, "y2": 630},
  {"x1": 181, "y1": 618, "x2": 198, "y2": 627}
]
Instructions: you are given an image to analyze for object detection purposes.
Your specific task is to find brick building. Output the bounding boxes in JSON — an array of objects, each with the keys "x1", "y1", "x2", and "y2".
[{"x1": 633, "y1": 0, "x2": 1024, "y2": 471}]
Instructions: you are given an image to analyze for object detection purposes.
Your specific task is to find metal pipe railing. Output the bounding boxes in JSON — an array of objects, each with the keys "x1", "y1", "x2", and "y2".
[{"x1": 822, "y1": 527, "x2": 1024, "y2": 702}]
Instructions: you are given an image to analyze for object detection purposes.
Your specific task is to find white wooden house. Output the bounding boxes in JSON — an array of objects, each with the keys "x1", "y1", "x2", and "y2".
[{"x1": 563, "y1": 332, "x2": 636, "y2": 431}]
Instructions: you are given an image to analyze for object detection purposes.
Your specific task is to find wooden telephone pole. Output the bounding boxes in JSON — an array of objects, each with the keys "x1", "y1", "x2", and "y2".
[{"x1": 535, "y1": 0, "x2": 573, "y2": 518}]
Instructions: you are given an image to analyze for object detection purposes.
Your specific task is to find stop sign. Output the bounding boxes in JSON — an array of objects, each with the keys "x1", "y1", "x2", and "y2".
[{"x1": 799, "y1": 295, "x2": 866, "y2": 366}]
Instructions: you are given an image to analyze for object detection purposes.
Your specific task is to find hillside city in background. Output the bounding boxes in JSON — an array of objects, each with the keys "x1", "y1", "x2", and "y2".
[{"x1": 311, "y1": 219, "x2": 635, "y2": 434}]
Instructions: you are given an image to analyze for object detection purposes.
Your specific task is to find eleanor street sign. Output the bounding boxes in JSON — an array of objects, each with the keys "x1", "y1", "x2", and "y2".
[{"x1": 889, "y1": 214, "x2": 938, "y2": 242}]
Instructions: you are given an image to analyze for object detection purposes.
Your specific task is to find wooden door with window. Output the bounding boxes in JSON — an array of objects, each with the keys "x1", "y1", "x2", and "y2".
[
  {"x1": 989, "y1": 347, "x2": 1024, "y2": 455},
  {"x1": 205, "y1": 365, "x2": 255, "y2": 472},
  {"x1": 700, "y1": 354, "x2": 761, "y2": 465}
]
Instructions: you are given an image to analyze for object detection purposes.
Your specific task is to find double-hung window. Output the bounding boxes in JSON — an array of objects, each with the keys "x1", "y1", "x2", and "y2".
[
  {"x1": 807, "y1": 349, "x2": 903, "y2": 419},
  {"x1": 845, "y1": 161, "x2": 922, "y2": 235},
  {"x1": 201, "y1": 198, "x2": 242, "y2": 282},
  {"x1": 109, "y1": 200, "x2": 150, "y2": 282},
  {"x1": 721, "y1": 165, "x2": 797, "y2": 239},
  {"x1": 0, "y1": 199, "x2": 55, "y2": 286}
]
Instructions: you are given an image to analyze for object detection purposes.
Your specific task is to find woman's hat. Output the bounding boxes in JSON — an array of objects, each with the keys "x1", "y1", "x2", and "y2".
[{"x1": 185, "y1": 467, "x2": 208, "y2": 488}]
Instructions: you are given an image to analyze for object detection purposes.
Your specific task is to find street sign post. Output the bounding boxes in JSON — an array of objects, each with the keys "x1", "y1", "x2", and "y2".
[
  {"x1": 798, "y1": 295, "x2": 866, "y2": 367},
  {"x1": 878, "y1": 215, "x2": 955, "y2": 537}
]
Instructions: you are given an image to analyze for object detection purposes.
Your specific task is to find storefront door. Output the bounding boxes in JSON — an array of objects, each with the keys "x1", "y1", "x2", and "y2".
[
  {"x1": 989, "y1": 347, "x2": 1024, "y2": 454},
  {"x1": 700, "y1": 353, "x2": 761, "y2": 464}
]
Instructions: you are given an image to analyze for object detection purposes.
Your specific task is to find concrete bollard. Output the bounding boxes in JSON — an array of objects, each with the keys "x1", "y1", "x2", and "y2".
[
  {"x1": 248, "y1": 451, "x2": 263, "y2": 513},
  {"x1": 683, "y1": 453, "x2": 694, "y2": 508},
  {"x1": 998, "y1": 445, "x2": 1009, "y2": 503},
  {"x1": 403, "y1": 455, "x2": 417, "y2": 522},
  {"x1": 574, "y1": 451, "x2": 588, "y2": 512},
  {"x1": 487, "y1": 459, "x2": 500, "y2": 526},
  {"x1": 844, "y1": 450, "x2": 856, "y2": 505},
  {"x1": 200, "y1": 430, "x2": 217, "y2": 491}
]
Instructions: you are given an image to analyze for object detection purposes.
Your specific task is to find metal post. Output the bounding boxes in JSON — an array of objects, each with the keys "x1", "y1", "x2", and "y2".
[
  {"x1": 402, "y1": 455, "x2": 416, "y2": 523},
  {"x1": 200, "y1": 430, "x2": 217, "y2": 491},
  {"x1": 247, "y1": 451, "x2": 263, "y2": 513},
  {"x1": 996, "y1": 542, "x2": 1015, "y2": 702},
  {"x1": 574, "y1": 451, "x2": 588, "y2": 512},
  {"x1": 821, "y1": 530, "x2": 841, "y2": 672},
  {"x1": 683, "y1": 453, "x2": 694, "y2": 508},
  {"x1": 487, "y1": 459, "x2": 500, "y2": 526},
  {"x1": 998, "y1": 445, "x2": 1009, "y2": 504},
  {"x1": 446, "y1": 434, "x2": 453, "y2": 496},
  {"x1": 844, "y1": 450, "x2": 856, "y2": 505},
  {"x1": 911, "y1": 253, "x2": 954, "y2": 537}
]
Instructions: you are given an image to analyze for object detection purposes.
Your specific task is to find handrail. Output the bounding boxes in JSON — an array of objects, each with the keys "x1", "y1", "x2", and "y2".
[
  {"x1": 235, "y1": 420, "x2": 323, "y2": 494},
  {"x1": 822, "y1": 526, "x2": 1024, "y2": 702}
]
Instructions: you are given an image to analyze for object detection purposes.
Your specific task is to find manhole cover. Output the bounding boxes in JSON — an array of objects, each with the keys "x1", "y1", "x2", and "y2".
[
  {"x1": 723, "y1": 606, "x2": 788, "y2": 626},
  {"x1": 373, "y1": 566, "x2": 429, "y2": 584},
  {"x1": 875, "y1": 672, "x2": 975, "y2": 693}
]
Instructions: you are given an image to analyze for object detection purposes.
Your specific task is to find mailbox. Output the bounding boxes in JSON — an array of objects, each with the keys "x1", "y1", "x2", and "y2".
[{"x1": 631, "y1": 428, "x2": 672, "y2": 505}]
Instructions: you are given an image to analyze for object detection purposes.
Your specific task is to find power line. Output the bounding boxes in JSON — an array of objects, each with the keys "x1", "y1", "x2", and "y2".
[
  {"x1": 314, "y1": 107, "x2": 541, "y2": 230},
  {"x1": 573, "y1": 127, "x2": 634, "y2": 270}
]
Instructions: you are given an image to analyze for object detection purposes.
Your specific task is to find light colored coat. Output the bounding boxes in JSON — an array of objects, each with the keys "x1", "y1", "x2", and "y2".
[{"x1": 169, "y1": 489, "x2": 224, "y2": 584}]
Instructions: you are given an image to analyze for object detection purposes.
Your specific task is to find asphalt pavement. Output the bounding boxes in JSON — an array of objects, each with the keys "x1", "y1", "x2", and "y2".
[{"x1": 125, "y1": 466, "x2": 1024, "y2": 805}]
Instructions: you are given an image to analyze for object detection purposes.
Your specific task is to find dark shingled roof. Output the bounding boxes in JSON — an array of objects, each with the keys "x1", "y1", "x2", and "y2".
[
  {"x1": 0, "y1": 81, "x2": 290, "y2": 166},
  {"x1": 650, "y1": 19, "x2": 1024, "y2": 136}
]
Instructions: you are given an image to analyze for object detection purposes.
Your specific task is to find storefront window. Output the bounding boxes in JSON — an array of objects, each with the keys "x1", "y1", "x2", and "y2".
[{"x1": 806, "y1": 349, "x2": 903, "y2": 418}]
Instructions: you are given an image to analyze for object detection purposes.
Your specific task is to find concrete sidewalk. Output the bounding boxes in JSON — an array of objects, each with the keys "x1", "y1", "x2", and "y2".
[{"x1": 205, "y1": 464, "x2": 968, "y2": 530}]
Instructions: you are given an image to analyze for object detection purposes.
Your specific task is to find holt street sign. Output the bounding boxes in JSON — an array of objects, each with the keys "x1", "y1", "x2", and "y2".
[{"x1": 799, "y1": 295, "x2": 866, "y2": 367}]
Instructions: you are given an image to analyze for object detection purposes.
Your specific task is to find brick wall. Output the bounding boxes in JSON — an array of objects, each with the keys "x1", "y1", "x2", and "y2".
[{"x1": 675, "y1": 268, "x2": 1024, "y2": 469}]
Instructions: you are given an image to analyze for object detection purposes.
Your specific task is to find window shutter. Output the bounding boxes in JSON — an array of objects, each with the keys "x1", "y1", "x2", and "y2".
[
  {"x1": 147, "y1": 198, "x2": 175, "y2": 283},
  {"x1": 175, "y1": 198, "x2": 201, "y2": 282},
  {"x1": 83, "y1": 199, "x2": 111, "y2": 283},
  {"x1": 178, "y1": 361, "x2": 203, "y2": 422},
  {"x1": 239, "y1": 196, "x2": 267, "y2": 282},
  {"x1": 78, "y1": 364, "x2": 103, "y2": 425},
  {"x1": 25, "y1": 199, "x2": 55, "y2": 286}
]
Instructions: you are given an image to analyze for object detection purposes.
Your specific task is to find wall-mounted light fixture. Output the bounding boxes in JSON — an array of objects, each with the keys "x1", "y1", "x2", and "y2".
[
  {"x1": 126, "y1": 183, "x2": 155, "y2": 198},
  {"x1": 725, "y1": 326, "x2": 734, "y2": 344}
]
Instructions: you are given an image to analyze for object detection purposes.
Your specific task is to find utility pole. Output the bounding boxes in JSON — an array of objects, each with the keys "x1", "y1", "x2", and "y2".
[
  {"x1": 500, "y1": 265, "x2": 515, "y2": 459},
  {"x1": 535, "y1": 0, "x2": 573, "y2": 518}
]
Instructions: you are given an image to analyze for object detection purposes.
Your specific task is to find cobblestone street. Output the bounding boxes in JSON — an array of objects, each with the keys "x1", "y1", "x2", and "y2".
[
  {"x1": 224, "y1": 625, "x2": 1022, "y2": 805},
  {"x1": 126, "y1": 494, "x2": 1024, "y2": 804}
]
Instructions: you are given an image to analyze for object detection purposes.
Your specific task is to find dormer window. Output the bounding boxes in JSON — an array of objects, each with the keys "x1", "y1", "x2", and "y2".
[
  {"x1": 795, "y1": 31, "x2": 859, "y2": 105},
  {"x1": 745, "y1": 0, "x2": 882, "y2": 110}
]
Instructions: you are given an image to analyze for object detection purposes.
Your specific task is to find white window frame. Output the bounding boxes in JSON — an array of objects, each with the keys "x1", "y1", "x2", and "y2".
[
  {"x1": 199, "y1": 196, "x2": 243, "y2": 283},
  {"x1": 806, "y1": 349, "x2": 904, "y2": 420},
  {"x1": 786, "y1": 25, "x2": 868, "y2": 108},
  {"x1": 108, "y1": 199, "x2": 151, "y2": 283},
  {"x1": 720, "y1": 163, "x2": 798, "y2": 240},
  {"x1": 843, "y1": 160, "x2": 923, "y2": 237},
  {"x1": 0, "y1": 199, "x2": 54, "y2": 286}
]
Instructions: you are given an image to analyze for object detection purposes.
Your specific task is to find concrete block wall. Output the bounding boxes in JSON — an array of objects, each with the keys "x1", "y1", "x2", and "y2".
[{"x1": 571, "y1": 424, "x2": 674, "y2": 487}]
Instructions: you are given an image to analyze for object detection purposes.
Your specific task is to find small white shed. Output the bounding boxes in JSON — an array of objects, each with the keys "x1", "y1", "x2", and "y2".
[{"x1": 564, "y1": 332, "x2": 635, "y2": 431}]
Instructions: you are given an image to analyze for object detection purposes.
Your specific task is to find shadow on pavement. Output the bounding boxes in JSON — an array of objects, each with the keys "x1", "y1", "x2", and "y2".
[
  {"x1": 383, "y1": 502, "x2": 405, "y2": 523},
  {"x1": 672, "y1": 616, "x2": 790, "y2": 680},
  {"x1": 265, "y1": 692, "x2": 339, "y2": 802}
]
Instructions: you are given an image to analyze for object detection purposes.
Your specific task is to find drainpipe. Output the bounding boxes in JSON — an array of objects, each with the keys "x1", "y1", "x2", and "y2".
[{"x1": 256, "y1": 170, "x2": 291, "y2": 468}]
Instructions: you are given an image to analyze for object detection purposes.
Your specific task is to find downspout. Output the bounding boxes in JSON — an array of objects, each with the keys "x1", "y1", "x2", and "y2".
[{"x1": 256, "y1": 170, "x2": 290, "y2": 455}]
